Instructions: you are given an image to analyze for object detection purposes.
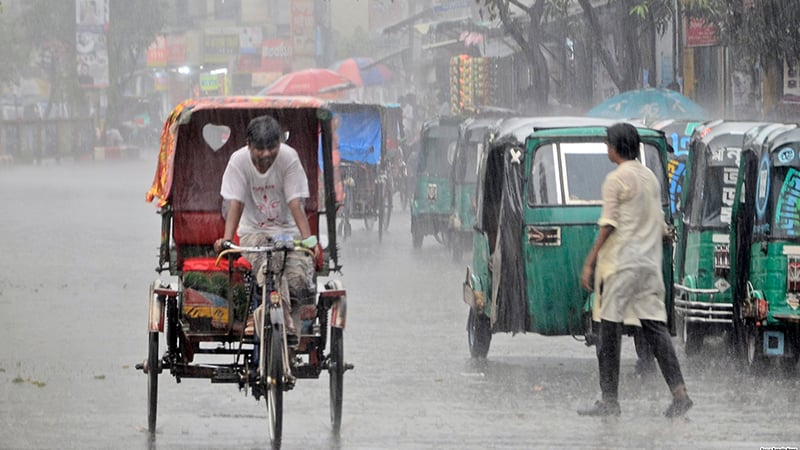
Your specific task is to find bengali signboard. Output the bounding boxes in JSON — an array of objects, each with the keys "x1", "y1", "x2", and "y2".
[{"x1": 686, "y1": 17, "x2": 719, "y2": 48}]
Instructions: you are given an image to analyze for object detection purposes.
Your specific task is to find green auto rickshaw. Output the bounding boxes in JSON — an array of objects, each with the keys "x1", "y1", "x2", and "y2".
[
  {"x1": 672, "y1": 120, "x2": 776, "y2": 355},
  {"x1": 463, "y1": 125, "x2": 673, "y2": 358},
  {"x1": 411, "y1": 115, "x2": 464, "y2": 249},
  {"x1": 730, "y1": 123, "x2": 800, "y2": 372}
]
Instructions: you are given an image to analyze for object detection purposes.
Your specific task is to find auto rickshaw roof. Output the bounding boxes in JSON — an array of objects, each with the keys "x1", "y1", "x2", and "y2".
[
  {"x1": 694, "y1": 120, "x2": 770, "y2": 146},
  {"x1": 527, "y1": 123, "x2": 663, "y2": 141},
  {"x1": 145, "y1": 95, "x2": 333, "y2": 206},
  {"x1": 764, "y1": 124, "x2": 800, "y2": 151},
  {"x1": 497, "y1": 116, "x2": 631, "y2": 143}
]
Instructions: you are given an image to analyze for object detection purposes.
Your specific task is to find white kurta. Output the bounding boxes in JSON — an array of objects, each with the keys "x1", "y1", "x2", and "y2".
[{"x1": 593, "y1": 160, "x2": 667, "y2": 325}]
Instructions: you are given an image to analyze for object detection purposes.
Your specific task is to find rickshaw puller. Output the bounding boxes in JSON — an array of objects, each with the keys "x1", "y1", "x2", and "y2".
[
  {"x1": 213, "y1": 115, "x2": 319, "y2": 349},
  {"x1": 578, "y1": 123, "x2": 693, "y2": 418}
]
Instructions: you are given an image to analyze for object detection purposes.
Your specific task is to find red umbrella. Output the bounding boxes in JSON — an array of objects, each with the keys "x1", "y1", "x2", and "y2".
[
  {"x1": 330, "y1": 57, "x2": 394, "y2": 87},
  {"x1": 259, "y1": 68, "x2": 355, "y2": 96}
]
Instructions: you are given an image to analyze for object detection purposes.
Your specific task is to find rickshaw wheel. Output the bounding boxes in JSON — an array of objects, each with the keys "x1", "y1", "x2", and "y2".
[
  {"x1": 467, "y1": 309, "x2": 491, "y2": 358},
  {"x1": 328, "y1": 327, "x2": 344, "y2": 434},
  {"x1": 266, "y1": 327, "x2": 283, "y2": 447},
  {"x1": 363, "y1": 215, "x2": 376, "y2": 231},
  {"x1": 147, "y1": 330, "x2": 159, "y2": 435}
]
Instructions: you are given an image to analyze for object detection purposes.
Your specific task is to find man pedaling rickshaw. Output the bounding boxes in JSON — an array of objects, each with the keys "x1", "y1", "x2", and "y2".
[{"x1": 212, "y1": 115, "x2": 320, "y2": 349}]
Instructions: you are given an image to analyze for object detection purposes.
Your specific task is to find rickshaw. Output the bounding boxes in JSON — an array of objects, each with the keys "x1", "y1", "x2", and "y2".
[
  {"x1": 139, "y1": 96, "x2": 351, "y2": 447},
  {"x1": 730, "y1": 123, "x2": 800, "y2": 372},
  {"x1": 671, "y1": 120, "x2": 774, "y2": 355},
  {"x1": 411, "y1": 115, "x2": 463, "y2": 248},
  {"x1": 462, "y1": 125, "x2": 673, "y2": 358},
  {"x1": 330, "y1": 102, "x2": 397, "y2": 242}
]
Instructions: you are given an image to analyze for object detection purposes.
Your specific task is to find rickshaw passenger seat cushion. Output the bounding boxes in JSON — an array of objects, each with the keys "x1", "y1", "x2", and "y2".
[{"x1": 182, "y1": 256, "x2": 251, "y2": 272}]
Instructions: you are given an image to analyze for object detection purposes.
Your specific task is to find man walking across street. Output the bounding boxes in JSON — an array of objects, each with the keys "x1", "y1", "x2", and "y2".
[{"x1": 578, "y1": 122, "x2": 693, "y2": 418}]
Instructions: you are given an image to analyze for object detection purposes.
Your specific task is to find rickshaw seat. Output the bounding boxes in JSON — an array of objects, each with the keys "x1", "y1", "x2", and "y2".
[{"x1": 172, "y1": 210, "x2": 251, "y2": 272}]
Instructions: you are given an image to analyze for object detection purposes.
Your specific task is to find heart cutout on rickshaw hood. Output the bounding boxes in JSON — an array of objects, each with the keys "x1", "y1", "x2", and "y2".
[{"x1": 202, "y1": 124, "x2": 231, "y2": 151}]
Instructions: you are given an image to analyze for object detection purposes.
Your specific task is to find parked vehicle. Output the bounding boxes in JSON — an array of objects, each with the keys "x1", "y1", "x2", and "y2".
[
  {"x1": 730, "y1": 123, "x2": 800, "y2": 372},
  {"x1": 463, "y1": 125, "x2": 674, "y2": 357},
  {"x1": 650, "y1": 119, "x2": 706, "y2": 215},
  {"x1": 139, "y1": 96, "x2": 351, "y2": 447},
  {"x1": 672, "y1": 120, "x2": 776, "y2": 355}
]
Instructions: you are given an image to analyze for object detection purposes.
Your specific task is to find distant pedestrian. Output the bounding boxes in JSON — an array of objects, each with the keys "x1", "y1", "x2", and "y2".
[{"x1": 578, "y1": 122, "x2": 693, "y2": 418}]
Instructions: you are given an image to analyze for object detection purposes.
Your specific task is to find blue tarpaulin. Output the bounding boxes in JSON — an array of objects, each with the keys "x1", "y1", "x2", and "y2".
[{"x1": 335, "y1": 109, "x2": 382, "y2": 165}]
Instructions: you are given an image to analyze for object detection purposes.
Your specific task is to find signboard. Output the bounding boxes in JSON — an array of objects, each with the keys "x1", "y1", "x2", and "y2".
[
  {"x1": 76, "y1": 0, "x2": 108, "y2": 31},
  {"x1": 686, "y1": 17, "x2": 719, "y2": 47},
  {"x1": 261, "y1": 38, "x2": 292, "y2": 72},
  {"x1": 291, "y1": 0, "x2": 315, "y2": 58},
  {"x1": 204, "y1": 29, "x2": 239, "y2": 64},
  {"x1": 147, "y1": 35, "x2": 167, "y2": 68},
  {"x1": 784, "y1": 60, "x2": 800, "y2": 102},
  {"x1": 167, "y1": 34, "x2": 187, "y2": 66},
  {"x1": 76, "y1": 30, "x2": 110, "y2": 88}
]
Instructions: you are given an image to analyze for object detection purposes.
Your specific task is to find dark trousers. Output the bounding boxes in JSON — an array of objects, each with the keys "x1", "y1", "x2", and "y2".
[{"x1": 597, "y1": 319, "x2": 686, "y2": 401}]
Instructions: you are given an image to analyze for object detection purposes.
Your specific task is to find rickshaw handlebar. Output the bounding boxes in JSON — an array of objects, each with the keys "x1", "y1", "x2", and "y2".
[{"x1": 215, "y1": 235, "x2": 317, "y2": 266}]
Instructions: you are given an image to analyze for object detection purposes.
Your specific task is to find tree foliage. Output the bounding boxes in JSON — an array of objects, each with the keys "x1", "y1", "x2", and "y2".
[
  {"x1": 715, "y1": 0, "x2": 800, "y2": 64},
  {"x1": 477, "y1": 0, "x2": 570, "y2": 110}
]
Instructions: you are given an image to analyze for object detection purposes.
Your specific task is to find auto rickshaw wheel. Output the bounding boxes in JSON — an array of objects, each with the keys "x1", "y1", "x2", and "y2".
[
  {"x1": 328, "y1": 327, "x2": 344, "y2": 434},
  {"x1": 147, "y1": 330, "x2": 159, "y2": 435},
  {"x1": 467, "y1": 309, "x2": 491, "y2": 358},
  {"x1": 266, "y1": 327, "x2": 284, "y2": 447},
  {"x1": 745, "y1": 324, "x2": 768, "y2": 373}
]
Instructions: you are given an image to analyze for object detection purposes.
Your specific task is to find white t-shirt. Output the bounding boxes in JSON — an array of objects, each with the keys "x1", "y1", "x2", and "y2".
[{"x1": 220, "y1": 143, "x2": 309, "y2": 237}]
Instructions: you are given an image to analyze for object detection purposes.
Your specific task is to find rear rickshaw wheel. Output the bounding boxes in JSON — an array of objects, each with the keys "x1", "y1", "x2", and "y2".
[
  {"x1": 328, "y1": 327, "x2": 344, "y2": 434},
  {"x1": 266, "y1": 327, "x2": 284, "y2": 448},
  {"x1": 467, "y1": 309, "x2": 491, "y2": 358},
  {"x1": 147, "y1": 330, "x2": 160, "y2": 435}
]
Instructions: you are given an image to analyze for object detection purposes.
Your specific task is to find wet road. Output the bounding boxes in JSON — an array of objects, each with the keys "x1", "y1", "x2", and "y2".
[{"x1": 1, "y1": 155, "x2": 799, "y2": 449}]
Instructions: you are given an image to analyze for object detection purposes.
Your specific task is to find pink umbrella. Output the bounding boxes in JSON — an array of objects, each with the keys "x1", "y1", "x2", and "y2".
[
  {"x1": 259, "y1": 68, "x2": 355, "y2": 96},
  {"x1": 330, "y1": 57, "x2": 394, "y2": 87}
]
